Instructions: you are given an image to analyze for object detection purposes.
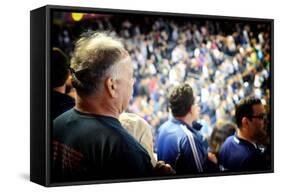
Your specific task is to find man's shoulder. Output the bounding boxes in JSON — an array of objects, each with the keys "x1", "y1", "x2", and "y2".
[
  {"x1": 159, "y1": 119, "x2": 180, "y2": 132},
  {"x1": 54, "y1": 108, "x2": 75, "y2": 124},
  {"x1": 223, "y1": 135, "x2": 235, "y2": 146},
  {"x1": 54, "y1": 110, "x2": 120, "y2": 137},
  {"x1": 119, "y1": 112, "x2": 151, "y2": 138},
  {"x1": 220, "y1": 135, "x2": 239, "y2": 150},
  {"x1": 220, "y1": 135, "x2": 253, "y2": 157}
]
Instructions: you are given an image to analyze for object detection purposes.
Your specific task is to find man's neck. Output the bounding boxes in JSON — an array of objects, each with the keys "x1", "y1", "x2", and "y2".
[
  {"x1": 75, "y1": 95, "x2": 119, "y2": 119},
  {"x1": 237, "y1": 129, "x2": 257, "y2": 146},
  {"x1": 174, "y1": 115, "x2": 193, "y2": 127}
]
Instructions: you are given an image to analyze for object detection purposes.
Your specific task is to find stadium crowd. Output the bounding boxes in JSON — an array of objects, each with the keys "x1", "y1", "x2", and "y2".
[{"x1": 52, "y1": 12, "x2": 271, "y2": 158}]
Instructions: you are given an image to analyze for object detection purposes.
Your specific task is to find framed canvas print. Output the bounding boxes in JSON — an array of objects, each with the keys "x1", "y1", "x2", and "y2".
[{"x1": 30, "y1": 5, "x2": 274, "y2": 187}]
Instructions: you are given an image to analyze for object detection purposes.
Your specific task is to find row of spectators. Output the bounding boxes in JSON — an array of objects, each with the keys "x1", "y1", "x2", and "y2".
[{"x1": 52, "y1": 12, "x2": 271, "y2": 151}]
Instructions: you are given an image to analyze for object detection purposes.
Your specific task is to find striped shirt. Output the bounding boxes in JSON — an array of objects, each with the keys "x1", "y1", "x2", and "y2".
[{"x1": 157, "y1": 117, "x2": 208, "y2": 174}]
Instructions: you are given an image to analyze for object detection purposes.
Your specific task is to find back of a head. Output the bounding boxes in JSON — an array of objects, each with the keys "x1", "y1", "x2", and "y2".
[
  {"x1": 209, "y1": 122, "x2": 237, "y2": 154},
  {"x1": 235, "y1": 97, "x2": 262, "y2": 128},
  {"x1": 168, "y1": 83, "x2": 194, "y2": 117},
  {"x1": 51, "y1": 47, "x2": 69, "y2": 88},
  {"x1": 70, "y1": 31, "x2": 127, "y2": 96}
]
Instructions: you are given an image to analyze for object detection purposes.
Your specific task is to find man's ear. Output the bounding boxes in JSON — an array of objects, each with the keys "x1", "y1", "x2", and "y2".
[
  {"x1": 105, "y1": 77, "x2": 117, "y2": 98},
  {"x1": 242, "y1": 117, "x2": 249, "y2": 127}
]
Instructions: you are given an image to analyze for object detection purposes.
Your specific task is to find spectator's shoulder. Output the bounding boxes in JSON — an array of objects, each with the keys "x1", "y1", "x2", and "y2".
[
  {"x1": 221, "y1": 135, "x2": 235, "y2": 146},
  {"x1": 119, "y1": 112, "x2": 151, "y2": 136},
  {"x1": 54, "y1": 108, "x2": 74, "y2": 125},
  {"x1": 159, "y1": 119, "x2": 176, "y2": 131}
]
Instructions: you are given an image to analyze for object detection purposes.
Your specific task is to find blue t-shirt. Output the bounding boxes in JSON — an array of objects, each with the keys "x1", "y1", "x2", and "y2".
[
  {"x1": 218, "y1": 134, "x2": 267, "y2": 171},
  {"x1": 157, "y1": 117, "x2": 208, "y2": 174}
]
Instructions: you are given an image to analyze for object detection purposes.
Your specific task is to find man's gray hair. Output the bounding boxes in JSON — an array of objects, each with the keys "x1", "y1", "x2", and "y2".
[{"x1": 71, "y1": 31, "x2": 128, "y2": 95}]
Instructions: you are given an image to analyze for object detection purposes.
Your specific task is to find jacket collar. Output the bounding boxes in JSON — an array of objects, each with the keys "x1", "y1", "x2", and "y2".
[{"x1": 171, "y1": 117, "x2": 197, "y2": 133}]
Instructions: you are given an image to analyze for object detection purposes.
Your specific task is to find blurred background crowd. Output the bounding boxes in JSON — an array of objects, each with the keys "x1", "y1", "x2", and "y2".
[{"x1": 52, "y1": 11, "x2": 271, "y2": 152}]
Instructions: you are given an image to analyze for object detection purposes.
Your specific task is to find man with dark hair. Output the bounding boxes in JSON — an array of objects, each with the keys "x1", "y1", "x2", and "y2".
[
  {"x1": 52, "y1": 32, "x2": 172, "y2": 182},
  {"x1": 157, "y1": 83, "x2": 208, "y2": 174},
  {"x1": 218, "y1": 97, "x2": 268, "y2": 171},
  {"x1": 51, "y1": 47, "x2": 75, "y2": 120}
]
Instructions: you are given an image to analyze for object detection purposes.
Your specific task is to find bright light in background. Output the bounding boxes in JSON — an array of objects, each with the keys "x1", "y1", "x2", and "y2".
[{"x1": 71, "y1": 12, "x2": 84, "y2": 21}]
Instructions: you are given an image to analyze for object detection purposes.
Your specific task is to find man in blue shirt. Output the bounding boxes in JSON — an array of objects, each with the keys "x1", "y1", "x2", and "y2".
[
  {"x1": 157, "y1": 83, "x2": 208, "y2": 174},
  {"x1": 219, "y1": 97, "x2": 268, "y2": 171}
]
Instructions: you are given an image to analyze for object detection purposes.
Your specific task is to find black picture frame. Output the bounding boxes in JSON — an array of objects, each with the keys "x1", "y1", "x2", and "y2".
[{"x1": 30, "y1": 4, "x2": 274, "y2": 187}]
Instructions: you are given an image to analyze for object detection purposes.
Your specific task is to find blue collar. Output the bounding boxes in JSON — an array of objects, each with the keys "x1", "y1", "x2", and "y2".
[
  {"x1": 171, "y1": 117, "x2": 197, "y2": 133},
  {"x1": 233, "y1": 133, "x2": 258, "y2": 149}
]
